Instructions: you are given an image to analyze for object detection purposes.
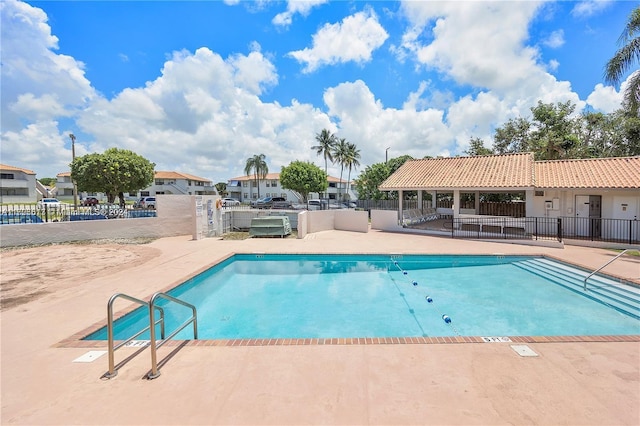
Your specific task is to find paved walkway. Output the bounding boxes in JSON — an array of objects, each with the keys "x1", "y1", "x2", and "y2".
[{"x1": 1, "y1": 230, "x2": 639, "y2": 425}]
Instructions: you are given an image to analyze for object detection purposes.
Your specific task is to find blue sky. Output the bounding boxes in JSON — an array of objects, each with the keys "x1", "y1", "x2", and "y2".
[{"x1": 1, "y1": 0, "x2": 635, "y2": 183}]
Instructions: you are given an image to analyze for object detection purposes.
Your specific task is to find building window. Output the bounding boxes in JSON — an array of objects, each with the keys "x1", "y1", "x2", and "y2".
[
  {"x1": 1, "y1": 173, "x2": 15, "y2": 179},
  {"x1": 244, "y1": 192, "x2": 249, "y2": 199},
  {"x1": 271, "y1": 180, "x2": 278, "y2": 187},
  {"x1": 1, "y1": 188, "x2": 27, "y2": 196},
  {"x1": 155, "y1": 179, "x2": 165, "y2": 185},
  {"x1": 242, "y1": 181, "x2": 248, "y2": 187}
]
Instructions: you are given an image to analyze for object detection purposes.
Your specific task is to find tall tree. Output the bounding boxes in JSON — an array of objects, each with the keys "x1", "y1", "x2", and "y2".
[
  {"x1": 214, "y1": 182, "x2": 227, "y2": 197},
  {"x1": 493, "y1": 117, "x2": 532, "y2": 154},
  {"x1": 71, "y1": 148, "x2": 155, "y2": 204},
  {"x1": 244, "y1": 154, "x2": 268, "y2": 199},
  {"x1": 332, "y1": 138, "x2": 349, "y2": 200},
  {"x1": 279, "y1": 161, "x2": 328, "y2": 202},
  {"x1": 605, "y1": 6, "x2": 640, "y2": 116},
  {"x1": 344, "y1": 142, "x2": 361, "y2": 200},
  {"x1": 492, "y1": 101, "x2": 579, "y2": 160},
  {"x1": 353, "y1": 156, "x2": 413, "y2": 200},
  {"x1": 465, "y1": 137, "x2": 494, "y2": 156},
  {"x1": 311, "y1": 129, "x2": 336, "y2": 177},
  {"x1": 529, "y1": 101, "x2": 579, "y2": 160}
]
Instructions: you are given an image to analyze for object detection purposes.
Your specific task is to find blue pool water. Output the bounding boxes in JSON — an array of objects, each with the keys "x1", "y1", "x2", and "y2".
[{"x1": 85, "y1": 254, "x2": 640, "y2": 340}]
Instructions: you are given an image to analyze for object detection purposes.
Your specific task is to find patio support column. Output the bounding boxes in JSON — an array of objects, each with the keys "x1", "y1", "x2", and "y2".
[
  {"x1": 418, "y1": 190, "x2": 423, "y2": 210},
  {"x1": 453, "y1": 189, "x2": 461, "y2": 218},
  {"x1": 430, "y1": 191, "x2": 437, "y2": 208},
  {"x1": 475, "y1": 191, "x2": 480, "y2": 214},
  {"x1": 398, "y1": 189, "x2": 404, "y2": 222}
]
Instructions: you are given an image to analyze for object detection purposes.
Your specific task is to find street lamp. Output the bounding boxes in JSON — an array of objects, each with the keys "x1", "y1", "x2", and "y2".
[
  {"x1": 385, "y1": 147, "x2": 390, "y2": 164},
  {"x1": 69, "y1": 133, "x2": 78, "y2": 210}
]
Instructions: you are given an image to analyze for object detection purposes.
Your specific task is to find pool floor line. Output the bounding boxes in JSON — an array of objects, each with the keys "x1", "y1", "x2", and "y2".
[{"x1": 57, "y1": 334, "x2": 640, "y2": 349}]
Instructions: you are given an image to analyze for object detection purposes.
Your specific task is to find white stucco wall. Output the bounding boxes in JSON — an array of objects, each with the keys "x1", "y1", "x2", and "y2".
[
  {"x1": 0, "y1": 194, "x2": 194, "y2": 248},
  {"x1": 334, "y1": 210, "x2": 369, "y2": 233},
  {"x1": 371, "y1": 210, "x2": 402, "y2": 231},
  {"x1": 296, "y1": 209, "x2": 369, "y2": 238},
  {"x1": 528, "y1": 189, "x2": 640, "y2": 220}
]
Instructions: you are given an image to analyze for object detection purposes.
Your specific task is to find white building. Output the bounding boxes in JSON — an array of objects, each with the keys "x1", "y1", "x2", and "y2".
[
  {"x1": 226, "y1": 173, "x2": 355, "y2": 203},
  {"x1": 0, "y1": 164, "x2": 40, "y2": 203},
  {"x1": 137, "y1": 171, "x2": 216, "y2": 197},
  {"x1": 55, "y1": 170, "x2": 216, "y2": 202}
]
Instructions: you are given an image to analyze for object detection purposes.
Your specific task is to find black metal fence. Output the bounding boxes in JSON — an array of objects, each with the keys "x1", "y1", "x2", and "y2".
[
  {"x1": 559, "y1": 216, "x2": 639, "y2": 244},
  {"x1": 449, "y1": 216, "x2": 638, "y2": 244},
  {"x1": 0, "y1": 204, "x2": 156, "y2": 224}
]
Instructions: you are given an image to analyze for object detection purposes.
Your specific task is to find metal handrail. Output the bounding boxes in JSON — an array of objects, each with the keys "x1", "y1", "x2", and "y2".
[
  {"x1": 105, "y1": 293, "x2": 165, "y2": 379},
  {"x1": 583, "y1": 249, "x2": 631, "y2": 291},
  {"x1": 147, "y1": 292, "x2": 198, "y2": 379}
]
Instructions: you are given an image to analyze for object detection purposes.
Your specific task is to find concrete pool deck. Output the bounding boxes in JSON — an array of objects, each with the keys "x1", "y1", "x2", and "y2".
[{"x1": 1, "y1": 230, "x2": 639, "y2": 425}]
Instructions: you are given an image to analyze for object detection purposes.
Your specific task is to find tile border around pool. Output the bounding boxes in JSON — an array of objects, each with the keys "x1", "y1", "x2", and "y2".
[{"x1": 56, "y1": 334, "x2": 640, "y2": 349}]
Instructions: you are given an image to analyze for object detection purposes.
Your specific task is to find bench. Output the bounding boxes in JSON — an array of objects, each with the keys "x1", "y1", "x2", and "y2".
[
  {"x1": 249, "y1": 216, "x2": 292, "y2": 238},
  {"x1": 402, "y1": 208, "x2": 439, "y2": 227}
]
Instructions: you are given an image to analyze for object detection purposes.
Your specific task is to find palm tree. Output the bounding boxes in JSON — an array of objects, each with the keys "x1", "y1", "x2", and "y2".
[
  {"x1": 333, "y1": 138, "x2": 349, "y2": 200},
  {"x1": 311, "y1": 129, "x2": 336, "y2": 176},
  {"x1": 244, "y1": 154, "x2": 268, "y2": 199},
  {"x1": 311, "y1": 129, "x2": 336, "y2": 199},
  {"x1": 605, "y1": 6, "x2": 640, "y2": 116},
  {"x1": 344, "y1": 142, "x2": 361, "y2": 200}
]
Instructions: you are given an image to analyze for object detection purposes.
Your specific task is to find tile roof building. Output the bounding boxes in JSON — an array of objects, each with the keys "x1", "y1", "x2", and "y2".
[
  {"x1": 227, "y1": 173, "x2": 353, "y2": 203},
  {"x1": 379, "y1": 154, "x2": 639, "y2": 191},
  {"x1": 378, "y1": 154, "x2": 640, "y2": 233}
]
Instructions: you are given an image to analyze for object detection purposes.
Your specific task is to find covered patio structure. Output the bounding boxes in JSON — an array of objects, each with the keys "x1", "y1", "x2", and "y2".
[{"x1": 378, "y1": 153, "x2": 535, "y2": 224}]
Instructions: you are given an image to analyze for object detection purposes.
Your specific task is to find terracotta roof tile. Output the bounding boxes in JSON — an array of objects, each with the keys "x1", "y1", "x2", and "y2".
[
  {"x1": 1, "y1": 164, "x2": 36, "y2": 175},
  {"x1": 379, "y1": 153, "x2": 535, "y2": 190},
  {"x1": 535, "y1": 156, "x2": 640, "y2": 189},
  {"x1": 154, "y1": 171, "x2": 211, "y2": 182}
]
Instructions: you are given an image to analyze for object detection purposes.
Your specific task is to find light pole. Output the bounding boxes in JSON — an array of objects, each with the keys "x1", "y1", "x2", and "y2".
[
  {"x1": 385, "y1": 147, "x2": 390, "y2": 164},
  {"x1": 69, "y1": 133, "x2": 78, "y2": 211}
]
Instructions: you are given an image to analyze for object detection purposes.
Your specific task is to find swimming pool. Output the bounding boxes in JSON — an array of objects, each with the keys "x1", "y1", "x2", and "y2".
[{"x1": 84, "y1": 254, "x2": 640, "y2": 341}]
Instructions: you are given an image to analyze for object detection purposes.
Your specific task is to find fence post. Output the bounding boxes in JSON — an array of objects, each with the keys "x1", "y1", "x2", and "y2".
[
  {"x1": 557, "y1": 217, "x2": 562, "y2": 242},
  {"x1": 535, "y1": 217, "x2": 538, "y2": 241},
  {"x1": 451, "y1": 217, "x2": 454, "y2": 239}
]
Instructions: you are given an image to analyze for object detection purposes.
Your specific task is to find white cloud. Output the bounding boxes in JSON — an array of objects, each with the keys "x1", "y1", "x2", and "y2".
[
  {"x1": 0, "y1": 0, "x2": 96, "y2": 131},
  {"x1": 393, "y1": 0, "x2": 588, "y2": 155},
  {"x1": 324, "y1": 80, "x2": 453, "y2": 163},
  {"x1": 548, "y1": 59, "x2": 560, "y2": 72},
  {"x1": 397, "y1": 1, "x2": 544, "y2": 91},
  {"x1": 586, "y1": 83, "x2": 622, "y2": 113},
  {"x1": 74, "y1": 47, "x2": 335, "y2": 181},
  {"x1": 571, "y1": 0, "x2": 613, "y2": 18},
  {"x1": 272, "y1": 0, "x2": 328, "y2": 27},
  {"x1": 288, "y1": 9, "x2": 389, "y2": 73},
  {"x1": 543, "y1": 30, "x2": 565, "y2": 48}
]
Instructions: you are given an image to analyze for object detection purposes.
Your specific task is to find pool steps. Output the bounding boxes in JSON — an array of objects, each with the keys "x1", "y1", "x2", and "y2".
[{"x1": 514, "y1": 258, "x2": 640, "y2": 320}]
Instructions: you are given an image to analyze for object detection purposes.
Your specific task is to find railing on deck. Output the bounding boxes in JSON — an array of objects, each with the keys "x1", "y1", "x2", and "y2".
[
  {"x1": 446, "y1": 216, "x2": 638, "y2": 244},
  {"x1": 449, "y1": 216, "x2": 561, "y2": 242}
]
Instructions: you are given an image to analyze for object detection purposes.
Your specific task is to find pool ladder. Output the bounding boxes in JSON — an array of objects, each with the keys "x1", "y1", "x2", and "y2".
[
  {"x1": 583, "y1": 249, "x2": 633, "y2": 291},
  {"x1": 104, "y1": 292, "x2": 197, "y2": 380}
]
